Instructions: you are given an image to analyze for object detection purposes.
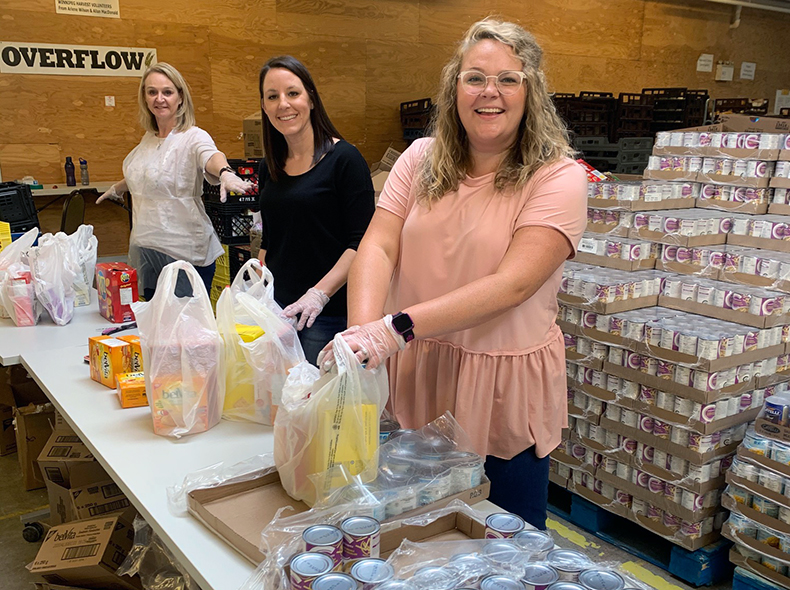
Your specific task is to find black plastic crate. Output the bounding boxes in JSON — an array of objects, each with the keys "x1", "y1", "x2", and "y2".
[
  {"x1": 400, "y1": 98, "x2": 432, "y2": 128},
  {"x1": 615, "y1": 162, "x2": 647, "y2": 175},
  {"x1": 403, "y1": 127, "x2": 428, "y2": 144},
  {"x1": 0, "y1": 182, "x2": 39, "y2": 232},
  {"x1": 229, "y1": 244, "x2": 252, "y2": 279},
  {"x1": 617, "y1": 150, "x2": 651, "y2": 164},
  {"x1": 618, "y1": 137, "x2": 653, "y2": 151},
  {"x1": 203, "y1": 158, "x2": 261, "y2": 206},
  {"x1": 205, "y1": 202, "x2": 253, "y2": 245},
  {"x1": 579, "y1": 91, "x2": 614, "y2": 99},
  {"x1": 573, "y1": 136, "x2": 609, "y2": 148}
]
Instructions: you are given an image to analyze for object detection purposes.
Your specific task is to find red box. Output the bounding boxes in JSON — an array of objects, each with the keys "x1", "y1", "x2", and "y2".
[{"x1": 95, "y1": 263, "x2": 138, "y2": 324}]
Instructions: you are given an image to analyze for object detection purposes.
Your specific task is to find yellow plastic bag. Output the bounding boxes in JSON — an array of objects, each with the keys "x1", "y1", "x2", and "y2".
[{"x1": 274, "y1": 334, "x2": 388, "y2": 505}]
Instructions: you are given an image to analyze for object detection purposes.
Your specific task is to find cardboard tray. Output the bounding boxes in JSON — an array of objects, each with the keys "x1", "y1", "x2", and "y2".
[
  {"x1": 754, "y1": 418, "x2": 790, "y2": 445},
  {"x1": 727, "y1": 233, "x2": 790, "y2": 255},
  {"x1": 723, "y1": 521, "x2": 790, "y2": 570},
  {"x1": 725, "y1": 471, "x2": 790, "y2": 519},
  {"x1": 769, "y1": 203, "x2": 790, "y2": 216},
  {"x1": 738, "y1": 445, "x2": 790, "y2": 481},
  {"x1": 729, "y1": 547, "x2": 790, "y2": 590},
  {"x1": 573, "y1": 252, "x2": 656, "y2": 271},
  {"x1": 643, "y1": 169, "x2": 699, "y2": 183},
  {"x1": 696, "y1": 174, "x2": 770, "y2": 189},
  {"x1": 696, "y1": 199, "x2": 769, "y2": 215},
  {"x1": 564, "y1": 350, "x2": 604, "y2": 371},
  {"x1": 557, "y1": 293, "x2": 659, "y2": 314},
  {"x1": 587, "y1": 197, "x2": 696, "y2": 212},
  {"x1": 772, "y1": 178, "x2": 790, "y2": 190},
  {"x1": 654, "y1": 259, "x2": 720, "y2": 279},
  {"x1": 628, "y1": 226, "x2": 728, "y2": 247},
  {"x1": 187, "y1": 467, "x2": 490, "y2": 565},
  {"x1": 658, "y1": 295, "x2": 790, "y2": 329},
  {"x1": 585, "y1": 222, "x2": 630, "y2": 237}
]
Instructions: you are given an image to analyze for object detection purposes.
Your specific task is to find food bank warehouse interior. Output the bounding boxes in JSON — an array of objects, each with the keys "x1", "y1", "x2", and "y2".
[{"x1": 1, "y1": 1, "x2": 790, "y2": 590}]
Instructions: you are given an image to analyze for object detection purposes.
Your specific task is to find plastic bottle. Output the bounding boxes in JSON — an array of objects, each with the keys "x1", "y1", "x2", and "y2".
[
  {"x1": 79, "y1": 158, "x2": 89, "y2": 185},
  {"x1": 65, "y1": 157, "x2": 76, "y2": 186}
]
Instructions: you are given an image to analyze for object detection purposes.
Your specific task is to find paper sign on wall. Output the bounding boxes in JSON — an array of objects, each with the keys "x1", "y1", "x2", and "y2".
[
  {"x1": 697, "y1": 54, "x2": 714, "y2": 73},
  {"x1": 55, "y1": 0, "x2": 120, "y2": 19},
  {"x1": 740, "y1": 62, "x2": 756, "y2": 80},
  {"x1": 776, "y1": 90, "x2": 790, "y2": 115},
  {"x1": 715, "y1": 62, "x2": 734, "y2": 82},
  {"x1": 0, "y1": 43, "x2": 156, "y2": 76}
]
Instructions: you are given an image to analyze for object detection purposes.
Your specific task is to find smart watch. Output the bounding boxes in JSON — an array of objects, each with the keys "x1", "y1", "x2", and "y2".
[{"x1": 391, "y1": 312, "x2": 415, "y2": 343}]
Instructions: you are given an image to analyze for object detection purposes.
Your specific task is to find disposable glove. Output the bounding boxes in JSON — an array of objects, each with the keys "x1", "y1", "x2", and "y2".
[
  {"x1": 318, "y1": 314, "x2": 406, "y2": 371},
  {"x1": 283, "y1": 287, "x2": 330, "y2": 330},
  {"x1": 96, "y1": 184, "x2": 124, "y2": 204},
  {"x1": 219, "y1": 170, "x2": 253, "y2": 203}
]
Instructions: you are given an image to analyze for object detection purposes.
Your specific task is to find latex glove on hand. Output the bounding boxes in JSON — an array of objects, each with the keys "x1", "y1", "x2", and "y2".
[
  {"x1": 96, "y1": 184, "x2": 124, "y2": 204},
  {"x1": 219, "y1": 170, "x2": 254, "y2": 203},
  {"x1": 283, "y1": 287, "x2": 330, "y2": 330},
  {"x1": 318, "y1": 314, "x2": 406, "y2": 372}
]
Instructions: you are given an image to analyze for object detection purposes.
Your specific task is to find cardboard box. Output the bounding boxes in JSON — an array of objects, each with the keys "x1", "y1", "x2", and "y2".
[
  {"x1": 117, "y1": 335, "x2": 143, "y2": 372},
  {"x1": 37, "y1": 429, "x2": 95, "y2": 488},
  {"x1": 781, "y1": 150, "x2": 790, "y2": 162},
  {"x1": 754, "y1": 417, "x2": 790, "y2": 444},
  {"x1": 187, "y1": 465, "x2": 490, "y2": 565},
  {"x1": 95, "y1": 263, "x2": 138, "y2": 324},
  {"x1": 719, "y1": 113, "x2": 790, "y2": 134},
  {"x1": 738, "y1": 445, "x2": 790, "y2": 480},
  {"x1": 115, "y1": 372, "x2": 148, "y2": 409},
  {"x1": 658, "y1": 295, "x2": 789, "y2": 329},
  {"x1": 585, "y1": 222, "x2": 630, "y2": 237},
  {"x1": 725, "y1": 471, "x2": 790, "y2": 521},
  {"x1": 564, "y1": 349, "x2": 604, "y2": 371},
  {"x1": 728, "y1": 547, "x2": 790, "y2": 590},
  {"x1": 370, "y1": 146, "x2": 402, "y2": 203},
  {"x1": 643, "y1": 169, "x2": 699, "y2": 183},
  {"x1": 28, "y1": 511, "x2": 140, "y2": 590},
  {"x1": 557, "y1": 293, "x2": 659, "y2": 314},
  {"x1": 769, "y1": 203, "x2": 790, "y2": 216},
  {"x1": 771, "y1": 177, "x2": 790, "y2": 190},
  {"x1": 572, "y1": 251, "x2": 655, "y2": 271},
  {"x1": 0, "y1": 403, "x2": 16, "y2": 455},
  {"x1": 587, "y1": 197, "x2": 696, "y2": 212},
  {"x1": 45, "y1": 461, "x2": 130, "y2": 526},
  {"x1": 35, "y1": 584, "x2": 93, "y2": 590},
  {"x1": 9, "y1": 364, "x2": 49, "y2": 406},
  {"x1": 89, "y1": 337, "x2": 131, "y2": 389},
  {"x1": 243, "y1": 112, "x2": 263, "y2": 158},
  {"x1": 695, "y1": 198, "x2": 769, "y2": 214},
  {"x1": 696, "y1": 173, "x2": 770, "y2": 189},
  {"x1": 15, "y1": 403, "x2": 55, "y2": 490},
  {"x1": 654, "y1": 259, "x2": 720, "y2": 279},
  {"x1": 628, "y1": 226, "x2": 727, "y2": 247}
]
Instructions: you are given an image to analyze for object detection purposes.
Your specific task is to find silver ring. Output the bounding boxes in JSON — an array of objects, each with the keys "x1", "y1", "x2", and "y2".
[{"x1": 359, "y1": 346, "x2": 369, "y2": 360}]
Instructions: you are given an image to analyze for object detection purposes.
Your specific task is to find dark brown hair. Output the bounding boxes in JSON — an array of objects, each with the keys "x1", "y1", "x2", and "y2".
[{"x1": 258, "y1": 55, "x2": 343, "y2": 182}]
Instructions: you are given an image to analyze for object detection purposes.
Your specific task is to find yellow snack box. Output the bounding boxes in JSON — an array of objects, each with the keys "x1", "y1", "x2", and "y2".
[
  {"x1": 88, "y1": 336, "x2": 131, "y2": 388},
  {"x1": 115, "y1": 372, "x2": 148, "y2": 409},
  {"x1": 223, "y1": 324, "x2": 265, "y2": 420},
  {"x1": 118, "y1": 334, "x2": 143, "y2": 372}
]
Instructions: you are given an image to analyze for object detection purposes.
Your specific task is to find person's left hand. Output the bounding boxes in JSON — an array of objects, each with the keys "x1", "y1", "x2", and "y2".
[
  {"x1": 283, "y1": 287, "x2": 330, "y2": 330},
  {"x1": 219, "y1": 170, "x2": 253, "y2": 203},
  {"x1": 318, "y1": 315, "x2": 406, "y2": 371}
]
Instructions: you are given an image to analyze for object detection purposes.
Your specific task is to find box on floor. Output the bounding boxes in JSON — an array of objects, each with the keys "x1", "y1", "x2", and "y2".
[{"x1": 15, "y1": 402, "x2": 55, "y2": 490}]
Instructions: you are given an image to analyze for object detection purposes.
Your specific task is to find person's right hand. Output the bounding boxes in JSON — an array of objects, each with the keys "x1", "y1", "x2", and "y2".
[{"x1": 96, "y1": 184, "x2": 124, "y2": 204}]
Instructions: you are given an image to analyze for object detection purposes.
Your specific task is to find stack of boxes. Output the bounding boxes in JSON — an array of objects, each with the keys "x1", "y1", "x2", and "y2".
[{"x1": 550, "y1": 114, "x2": 790, "y2": 553}]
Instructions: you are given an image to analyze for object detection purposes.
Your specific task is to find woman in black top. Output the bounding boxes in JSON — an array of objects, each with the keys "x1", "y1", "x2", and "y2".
[{"x1": 257, "y1": 55, "x2": 375, "y2": 365}]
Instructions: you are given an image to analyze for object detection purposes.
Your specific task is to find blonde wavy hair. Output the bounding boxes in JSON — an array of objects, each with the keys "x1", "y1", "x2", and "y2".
[
  {"x1": 419, "y1": 18, "x2": 573, "y2": 205},
  {"x1": 137, "y1": 62, "x2": 196, "y2": 134}
]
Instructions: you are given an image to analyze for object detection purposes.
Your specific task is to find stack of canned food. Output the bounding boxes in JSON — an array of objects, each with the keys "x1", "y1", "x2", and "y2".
[
  {"x1": 587, "y1": 179, "x2": 699, "y2": 202},
  {"x1": 727, "y1": 499, "x2": 790, "y2": 575},
  {"x1": 654, "y1": 130, "x2": 788, "y2": 152},
  {"x1": 577, "y1": 234, "x2": 659, "y2": 263},
  {"x1": 560, "y1": 263, "x2": 667, "y2": 303}
]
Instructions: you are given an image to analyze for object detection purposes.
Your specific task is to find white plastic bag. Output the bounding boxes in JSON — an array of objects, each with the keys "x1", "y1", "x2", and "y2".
[
  {"x1": 0, "y1": 227, "x2": 38, "y2": 319},
  {"x1": 274, "y1": 334, "x2": 389, "y2": 505},
  {"x1": 27, "y1": 232, "x2": 76, "y2": 326},
  {"x1": 68, "y1": 224, "x2": 98, "y2": 306},
  {"x1": 132, "y1": 260, "x2": 224, "y2": 438},
  {"x1": 0, "y1": 261, "x2": 38, "y2": 326}
]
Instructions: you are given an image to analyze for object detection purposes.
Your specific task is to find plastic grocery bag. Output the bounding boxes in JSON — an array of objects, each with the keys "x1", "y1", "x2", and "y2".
[
  {"x1": 68, "y1": 224, "x2": 98, "y2": 306},
  {"x1": 0, "y1": 262, "x2": 39, "y2": 326},
  {"x1": 27, "y1": 232, "x2": 77, "y2": 326},
  {"x1": 274, "y1": 334, "x2": 389, "y2": 505},
  {"x1": 217, "y1": 280, "x2": 304, "y2": 424},
  {"x1": 0, "y1": 227, "x2": 38, "y2": 319},
  {"x1": 132, "y1": 260, "x2": 224, "y2": 438}
]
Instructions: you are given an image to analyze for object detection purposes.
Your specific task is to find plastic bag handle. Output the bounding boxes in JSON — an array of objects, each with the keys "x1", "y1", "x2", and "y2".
[
  {"x1": 155, "y1": 260, "x2": 211, "y2": 302},
  {"x1": 232, "y1": 258, "x2": 274, "y2": 295}
]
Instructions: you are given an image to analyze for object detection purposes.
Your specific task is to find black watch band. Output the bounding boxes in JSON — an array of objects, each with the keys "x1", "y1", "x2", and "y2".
[
  {"x1": 218, "y1": 166, "x2": 235, "y2": 178},
  {"x1": 391, "y1": 312, "x2": 415, "y2": 343}
]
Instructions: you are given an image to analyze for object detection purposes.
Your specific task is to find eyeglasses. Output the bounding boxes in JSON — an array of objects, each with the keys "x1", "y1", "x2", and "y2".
[{"x1": 457, "y1": 70, "x2": 527, "y2": 96}]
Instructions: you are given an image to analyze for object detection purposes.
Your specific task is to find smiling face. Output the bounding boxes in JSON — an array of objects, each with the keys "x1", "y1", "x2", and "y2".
[
  {"x1": 261, "y1": 67, "x2": 314, "y2": 142},
  {"x1": 456, "y1": 39, "x2": 527, "y2": 158},
  {"x1": 144, "y1": 72, "x2": 181, "y2": 128}
]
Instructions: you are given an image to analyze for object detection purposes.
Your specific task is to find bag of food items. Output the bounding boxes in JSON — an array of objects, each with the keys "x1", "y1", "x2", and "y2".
[{"x1": 132, "y1": 261, "x2": 224, "y2": 438}]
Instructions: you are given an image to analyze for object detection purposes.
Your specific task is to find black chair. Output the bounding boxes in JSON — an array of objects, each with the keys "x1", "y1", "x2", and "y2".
[{"x1": 60, "y1": 190, "x2": 85, "y2": 234}]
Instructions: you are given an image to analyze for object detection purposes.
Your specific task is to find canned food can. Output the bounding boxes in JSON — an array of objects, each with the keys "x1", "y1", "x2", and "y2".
[
  {"x1": 290, "y1": 552, "x2": 335, "y2": 590},
  {"x1": 752, "y1": 496, "x2": 780, "y2": 518},
  {"x1": 341, "y1": 516, "x2": 380, "y2": 561},
  {"x1": 522, "y1": 564, "x2": 560, "y2": 590},
  {"x1": 480, "y1": 575, "x2": 526, "y2": 590},
  {"x1": 350, "y1": 558, "x2": 394, "y2": 589},
  {"x1": 577, "y1": 569, "x2": 625, "y2": 590},
  {"x1": 545, "y1": 584, "x2": 586, "y2": 590},
  {"x1": 417, "y1": 469, "x2": 453, "y2": 505},
  {"x1": 449, "y1": 552, "x2": 491, "y2": 580},
  {"x1": 303, "y1": 525, "x2": 344, "y2": 567},
  {"x1": 483, "y1": 541, "x2": 523, "y2": 567},
  {"x1": 514, "y1": 529, "x2": 555, "y2": 560},
  {"x1": 729, "y1": 512, "x2": 757, "y2": 537},
  {"x1": 546, "y1": 549, "x2": 592, "y2": 582},
  {"x1": 761, "y1": 557, "x2": 788, "y2": 575},
  {"x1": 757, "y1": 527, "x2": 781, "y2": 547},
  {"x1": 486, "y1": 513, "x2": 526, "y2": 539},
  {"x1": 312, "y1": 573, "x2": 359, "y2": 590}
]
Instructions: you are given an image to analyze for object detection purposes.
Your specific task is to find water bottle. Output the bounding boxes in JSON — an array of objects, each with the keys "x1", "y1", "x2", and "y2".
[
  {"x1": 65, "y1": 156, "x2": 76, "y2": 186},
  {"x1": 79, "y1": 158, "x2": 89, "y2": 185}
]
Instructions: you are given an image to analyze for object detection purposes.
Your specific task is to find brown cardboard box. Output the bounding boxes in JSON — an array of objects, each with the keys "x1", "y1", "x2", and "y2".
[
  {"x1": 695, "y1": 198, "x2": 769, "y2": 214},
  {"x1": 187, "y1": 465, "x2": 490, "y2": 564},
  {"x1": 722, "y1": 517, "x2": 790, "y2": 564},
  {"x1": 15, "y1": 403, "x2": 55, "y2": 490},
  {"x1": 587, "y1": 197, "x2": 696, "y2": 212},
  {"x1": 557, "y1": 293, "x2": 658, "y2": 315},
  {"x1": 370, "y1": 146, "x2": 402, "y2": 202},
  {"x1": 35, "y1": 584, "x2": 93, "y2": 590},
  {"x1": 37, "y1": 429, "x2": 95, "y2": 488},
  {"x1": 719, "y1": 113, "x2": 790, "y2": 134},
  {"x1": 654, "y1": 259, "x2": 720, "y2": 279},
  {"x1": 658, "y1": 295, "x2": 789, "y2": 329},
  {"x1": 754, "y1": 417, "x2": 790, "y2": 444},
  {"x1": 643, "y1": 169, "x2": 699, "y2": 183},
  {"x1": 769, "y1": 203, "x2": 790, "y2": 216},
  {"x1": 738, "y1": 445, "x2": 790, "y2": 480},
  {"x1": 628, "y1": 226, "x2": 727, "y2": 247},
  {"x1": 725, "y1": 471, "x2": 790, "y2": 521},
  {"x1": 9, "y1": 365, "x2": 49, "y2": 406},
  {"x1": 771, "y1": 177, "x2": 790, "y2": 190},
  {"x1": 243, "y1": 112, "x2": 263, "y2": 158},
  {"x1": 573, "y1": 252, "x2": 655, "y2": 272},
  {"x1": 28, "y1": 510, "x2": 140, "y2": 590},
  {"x1": 0, "y1": 403, "x2": 16, "y2": 455},
  {"x1": 727, "y1": 233, "x2": 790, "y2": 255},
  {"x1": 728, "y1": 547, "x2": 790, "y2": 590}
]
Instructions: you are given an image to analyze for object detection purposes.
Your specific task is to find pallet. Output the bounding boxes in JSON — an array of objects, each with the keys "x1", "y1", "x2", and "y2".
[
  {"x1": 734, "y1": 566, "x2": 788, "y2": 590},
  {"x1": 547, "y1": 484, "x2": 733, "y2": 586}
]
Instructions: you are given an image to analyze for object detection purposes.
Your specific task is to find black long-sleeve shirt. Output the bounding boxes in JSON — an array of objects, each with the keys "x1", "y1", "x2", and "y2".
[{"x1": 257, "y1": 140, "x2": 375, "y2": 317}]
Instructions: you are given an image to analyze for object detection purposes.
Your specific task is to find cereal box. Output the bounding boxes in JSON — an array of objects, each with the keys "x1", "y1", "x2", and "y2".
[
  {"x1": 88, "y1": 336, "x2": 131, "y2": 388},
  {"x1": 117, "y1": 335, "x2": 143, "y2": 372},
  {"x1": 95, "y1": 263, "x2": 138, "y2": 324},
  {"x1": 115, "y1": 372, "x2": 148, "y2": 409}
]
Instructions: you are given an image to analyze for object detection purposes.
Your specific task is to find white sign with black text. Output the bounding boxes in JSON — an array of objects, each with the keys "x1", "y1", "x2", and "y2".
[
  {"x1": 0, "y1": 42, "x2": 156, "y2": 77},
  {"x1": 55, "y1": 0, "x2": 120, "y2": 18}
]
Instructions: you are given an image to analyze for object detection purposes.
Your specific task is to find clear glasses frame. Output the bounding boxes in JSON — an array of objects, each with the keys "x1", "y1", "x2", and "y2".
[{"x1": 457, "y1": 70, "x2": 528, "y2": 96}]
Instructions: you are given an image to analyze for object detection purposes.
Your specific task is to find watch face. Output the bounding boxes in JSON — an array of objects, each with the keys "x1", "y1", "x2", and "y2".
[{"x1": 392, "y1": 313, "x2": 414, "y2": 334}]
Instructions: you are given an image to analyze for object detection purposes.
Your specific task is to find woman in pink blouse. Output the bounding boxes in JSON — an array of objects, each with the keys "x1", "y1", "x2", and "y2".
[{"x1": 326, "y1": 18, "x2": 587, "y2": 527}]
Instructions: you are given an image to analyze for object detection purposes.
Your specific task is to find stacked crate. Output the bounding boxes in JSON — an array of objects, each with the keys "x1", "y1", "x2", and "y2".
[
  {"x1": 400, "y1": 98, "x2": 433, "y2": 145},
  {"x1": 715, "y1": 98, "x2": 771, "y2": 117},
  {"x1": 0, "y1": 182, "x2": 40, "y2": 233},
  {"x1": 616, "y1": 93, "x2": 654, "y2": 141},
  {"x1": 573, "y1": 137, "x2": 654, "y2": 175},
  {"x1": 643, "y1": 88, "x2": 708, "y2": 135},
  {"x1": 554, "y1": 92, "x2": 618, "y2": 142},
  {"x1": 551, "y1": 138, "x2": 790, "y2": 554}
]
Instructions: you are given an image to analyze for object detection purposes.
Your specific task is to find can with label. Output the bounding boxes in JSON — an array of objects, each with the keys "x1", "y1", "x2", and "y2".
[
  {"x1": 577, "y1": 569, "x2": 625, "y2": 590},
  {"x1": 752, "y1": 496, "x2": 780, "y2": 518},
  {"x1": 486, "y1": 513, "x2": 526, "y2": 539},
  {"x1": 522, "y1": 564, "x2": 560, "y2": 590},
  {"x1": 303, "y1": 525, "x2": 344, "y2": 568},
  {"x1": 350, "y1": 558, "x2": 394, "y2": 589},
  {"x1": 290, "y1": 552, "x2": 335, "y2": 590},
  {"x1": 312, "y1": 573, "x2": 359, "y2": 590},
  {"x1": 546, "y1": 549, "x2": 593, "y2": 582},
  {"x1": 515, "y1": 529, "x2": 555, "y2": 560},
  {"x1": 761, "y1": 557, "x2": 788, "y2": 575},
  {"x1": 341, "y1": 516, "x2": 380, "y2": 562}
]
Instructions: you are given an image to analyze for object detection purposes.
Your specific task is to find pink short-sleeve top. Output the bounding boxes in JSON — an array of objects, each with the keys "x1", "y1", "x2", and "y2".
[{"x1": 377, "y1": 138, "x2": 587, "y2": 459}]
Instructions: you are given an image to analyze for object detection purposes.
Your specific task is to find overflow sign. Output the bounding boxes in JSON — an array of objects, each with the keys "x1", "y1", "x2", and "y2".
[{"x1": 0, "y1": 42, "x2": 156, "y2": 77}]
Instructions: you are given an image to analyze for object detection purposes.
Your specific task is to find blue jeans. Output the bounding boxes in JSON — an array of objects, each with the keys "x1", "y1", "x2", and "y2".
[
  {"x1": 298, "y1": 315, "x2": 347, "y2": 366},
  {"x1": 143, "y1": 262, "x2": 216, "y2": 302},
  {"x1": 485, "y1": 446, "x2": 550, "y2": 530}
]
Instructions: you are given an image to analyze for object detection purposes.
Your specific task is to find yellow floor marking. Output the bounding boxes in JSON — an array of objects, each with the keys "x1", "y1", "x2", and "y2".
[
  {"x1": 0, "y1": 505, "x2": 49, "y2": 522},
  {"x1": 546, "y1": 518, "x2": 601, "y2": 549},
  {"x1": 621, "y1": 561, "x2": 685, "y2": 590}
]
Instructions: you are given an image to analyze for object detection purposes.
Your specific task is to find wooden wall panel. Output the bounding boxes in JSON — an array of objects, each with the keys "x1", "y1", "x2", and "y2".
[{"x1": 0, "y1": 0, "x2": 789, "y2": 183}]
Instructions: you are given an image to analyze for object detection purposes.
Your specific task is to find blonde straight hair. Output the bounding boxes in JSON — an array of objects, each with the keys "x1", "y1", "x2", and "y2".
[
  {"x1": 419, "y1": 18, "x2": 573, "y2": 205},
  {"x1": 137, "y1": 62, "x2": 196, "y2": 134}
]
